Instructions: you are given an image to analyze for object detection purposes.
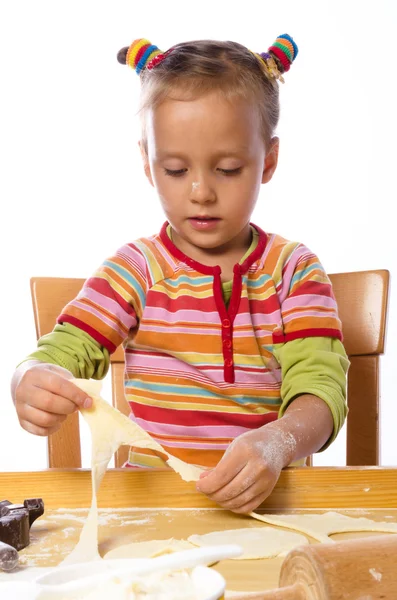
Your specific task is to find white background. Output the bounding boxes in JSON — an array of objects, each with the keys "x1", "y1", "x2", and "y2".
[{"x1": 0, "y1": 0, "x2": 396, "y2": 471}]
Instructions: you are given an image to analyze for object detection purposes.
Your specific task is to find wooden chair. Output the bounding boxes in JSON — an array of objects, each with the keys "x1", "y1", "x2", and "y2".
[{"x1": 30, "y1": 270, "x2": 389, "y2": 469}]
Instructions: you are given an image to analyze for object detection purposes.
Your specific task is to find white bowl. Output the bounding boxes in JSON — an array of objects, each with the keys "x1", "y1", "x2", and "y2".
[
  {"x1": 0, "y1": 567, "x2": 226, "y2": 600},
  {"x1": 33, "y1": 547, "x2": 231, "y2": 599},
  {"x1": 24, "y1": 558, "x2": 226, "y2": 599}
]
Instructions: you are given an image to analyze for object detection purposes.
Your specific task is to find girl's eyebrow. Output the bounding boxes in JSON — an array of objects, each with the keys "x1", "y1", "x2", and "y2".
[
  {"x1": 212, "y1": 147, "x2": 250, "y2": 158},
  {"x1": 156, "y1": 147, "x2": 250, "y2": 160},
  {"x1": 155, "y1": 151, "x2": 187, "y2": 160}
]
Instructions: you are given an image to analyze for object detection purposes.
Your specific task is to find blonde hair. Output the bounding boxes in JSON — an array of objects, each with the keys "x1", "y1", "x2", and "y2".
[{"x1": 126, "y1": 40, "x2": 281, "y2": 152}]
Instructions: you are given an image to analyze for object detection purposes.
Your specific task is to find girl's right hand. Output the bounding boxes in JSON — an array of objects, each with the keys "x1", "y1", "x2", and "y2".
[{"x1": 11, "y1": 361, "x2": 92, "y2": 436}]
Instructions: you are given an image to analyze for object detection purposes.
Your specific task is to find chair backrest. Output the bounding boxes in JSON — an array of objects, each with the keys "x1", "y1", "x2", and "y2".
[
  {"x1": 30, "y1": 269, "x2": 389, "y2": 468},
  {"x1": 327, "y1": 270, "x2": 389, "y2": 465}
]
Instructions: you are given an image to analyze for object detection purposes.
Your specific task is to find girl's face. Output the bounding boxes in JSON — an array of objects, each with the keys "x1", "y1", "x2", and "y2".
[{"x1": 141, "y1": 91, "x2": 278, "y2": 260}]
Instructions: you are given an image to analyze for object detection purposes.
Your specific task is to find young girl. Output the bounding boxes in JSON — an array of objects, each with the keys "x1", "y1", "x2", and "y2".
[{"x1": 11, "y1": 35, "x2": 349, "y2": 514}]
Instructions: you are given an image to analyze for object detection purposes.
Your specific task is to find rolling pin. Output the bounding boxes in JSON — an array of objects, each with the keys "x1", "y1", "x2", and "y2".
[{"x1": 228, "y1": 533, "x2": 397, "y2": 600}]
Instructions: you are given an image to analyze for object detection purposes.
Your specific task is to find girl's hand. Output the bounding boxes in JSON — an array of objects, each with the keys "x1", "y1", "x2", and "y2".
[
  {"x1": 196, "y1": 426, "x2": 295, "y2": 514},
  {"x1": 11, "y1": 361, "x2": 92, "y2": 436}
]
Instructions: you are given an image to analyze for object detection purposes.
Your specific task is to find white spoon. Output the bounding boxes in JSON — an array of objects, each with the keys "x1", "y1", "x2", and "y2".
[{"x1": 34, "y1": 544, "x2": 242, "y2": 597}]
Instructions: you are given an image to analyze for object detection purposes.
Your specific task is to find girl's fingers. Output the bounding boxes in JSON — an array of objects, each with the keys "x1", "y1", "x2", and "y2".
[
  {"x1": 27, "y1": 388, "x2": 80, "y2": 416},
  {"x1": 36, "y1": 375, "x2": 92, "y2": 409},
  {"x1": 214, "y1": 479, "x2": 264, "y2": 510},
  {"x1": 199, "y1": 469, "x2": 213, "y2": 479},
  {"x1": 204, "y1": 465, "x2": 261, "y2": 505},
  {"x1": 196, "y1": 446, "x2": 245, "y2": 494},
  {"x1": 21, "y1": 368, "x2": 92, "y2": 410},
  {"x1": 229, "y1": 489, "x2": 271, "y2": 514},
  {"x1": 20, "y1": 405, "x2": 67, "y2": 430},
  {"x1": 19, "y1": 418, "x2": 63, "y2": 437}
]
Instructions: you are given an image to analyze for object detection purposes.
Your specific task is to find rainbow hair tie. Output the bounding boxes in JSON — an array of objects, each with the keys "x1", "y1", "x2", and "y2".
[
  {"x1": 256, "y1": 33, "x2": 298, "y2": 83},
  {"x1": 126, "y1": 39, "x2": 169, "y2": 74},
  {"x1": 268, "y1": 34, "x2": 298, "y2": 72}
]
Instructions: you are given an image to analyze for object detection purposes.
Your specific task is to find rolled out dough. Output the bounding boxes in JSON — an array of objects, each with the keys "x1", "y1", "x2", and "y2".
[
  {"x1": 249, "y1": 511, "x2": 397, "y2": 543},
  {"x1": 188, "y1": 527, "x2": 308, "y2": 559},
  {"x1": 105, "y1": 539, "x2": 195, "y2": 560}
]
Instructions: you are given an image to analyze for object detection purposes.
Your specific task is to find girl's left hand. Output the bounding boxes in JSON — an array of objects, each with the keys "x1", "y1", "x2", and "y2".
[{"x1": 195, "y1": 426, "x2": 294, "y2": 514}]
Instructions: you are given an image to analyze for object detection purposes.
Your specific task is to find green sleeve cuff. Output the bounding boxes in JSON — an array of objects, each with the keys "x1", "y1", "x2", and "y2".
[
  {"x1": 22, "y1": 322, "x2": 110, "y2": 380},
  {"x1": 273, "y1": 337, "x2": 349, "y2": 451}
]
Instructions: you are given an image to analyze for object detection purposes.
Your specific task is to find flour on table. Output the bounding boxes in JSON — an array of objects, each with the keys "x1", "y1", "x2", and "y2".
[
  {"x1": 249, "y1": 511, "x2": 397, "y2": 543},
  {"x1": 105, "y1": 538, "x2": 194, "y2": 560},
  {"x1": 188, "y1": 527, "x2": 308, "y2": 559}
]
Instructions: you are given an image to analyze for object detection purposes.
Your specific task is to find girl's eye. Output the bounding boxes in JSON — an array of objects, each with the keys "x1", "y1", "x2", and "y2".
[
  {"x1": 218, "y1": 167, "x2": 242, "y2": 176},
  {"x1": 163, "y1": 167, "x2": 242, "y2": 177},
  {"x1": 164, "y1": 168, "x2": 187, "y2": 177}
]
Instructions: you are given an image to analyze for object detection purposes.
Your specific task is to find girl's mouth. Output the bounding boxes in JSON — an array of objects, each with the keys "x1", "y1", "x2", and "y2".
[{"x1": 188, "y1": 217, "x2": 221, "y2": 231}]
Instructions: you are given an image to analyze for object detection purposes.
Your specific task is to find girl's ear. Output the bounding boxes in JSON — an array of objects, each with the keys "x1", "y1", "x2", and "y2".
[
  {"x1": 262, "y1": 137, "x2": 279, "y2": 184},
  {"x1": 138, "y1": 140, "x2": 154, "y2": 187}
]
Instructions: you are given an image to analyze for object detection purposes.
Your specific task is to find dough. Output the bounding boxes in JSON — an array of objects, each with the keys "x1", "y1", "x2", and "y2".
[
  {"x1": 188, "y1": 527, "x2": 308, "y2": 559},
  {"x1": 249, "y1": 511, "x2": 397, "y2": 543},
  {"x1": 63, "y1": 379, "x2": 203, "y2": 565},
  {"x1": 75, "y1": 379, "x2": 204, "y2": 482},
  {"x1": 63, "y1": 379, "x2": 397, "y2": 569},
  {"x1": 105, "y1": 539, "x2": 194, "y2": 560}
]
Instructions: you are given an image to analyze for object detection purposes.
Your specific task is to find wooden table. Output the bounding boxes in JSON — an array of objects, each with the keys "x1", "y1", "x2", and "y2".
[{"x1": 1, "y1": 467, "x2": 397, "y2": 593}]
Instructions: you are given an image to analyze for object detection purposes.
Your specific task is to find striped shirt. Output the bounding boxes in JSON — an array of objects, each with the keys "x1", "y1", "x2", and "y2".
[{"x1": 53, "y1": 222, "x2": 345, "y2": 469}]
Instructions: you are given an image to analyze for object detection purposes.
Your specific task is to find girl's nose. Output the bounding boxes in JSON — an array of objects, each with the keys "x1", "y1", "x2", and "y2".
[{"x1": 189, "y1": 178, "x2": 216, "y2": 204}]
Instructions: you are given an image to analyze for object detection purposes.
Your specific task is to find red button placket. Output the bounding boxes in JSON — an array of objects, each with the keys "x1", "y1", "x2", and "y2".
[
  {"x1": 212, "y1": 269, "x2": 237, "y2": 383},
  {"x1": 213, "y1": 265, "x2": 244, "y2": 384},
  {"x1": 221, "y1": 317, "x2": 234, "y2": 382}
]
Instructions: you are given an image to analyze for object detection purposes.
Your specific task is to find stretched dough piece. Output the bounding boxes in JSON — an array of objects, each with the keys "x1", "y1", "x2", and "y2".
[
  {"x1": 63, "y1": 379, "x2": 203, "y2": 564},
  {"x1": 188, "y1": 527, "x2": 308, "y2": 559},
  {"x1": 249, "y1": 511, "x2": 397, "y2": 543},
  {"x1": 76, "y1": 379, "x2": 203, "y2": 482},
  {"x1": 105, "y1": 539, "x2": 194, "y2": 560}
]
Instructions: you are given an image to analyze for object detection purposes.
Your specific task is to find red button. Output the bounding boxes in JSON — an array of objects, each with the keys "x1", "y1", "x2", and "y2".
[
  {"x1": 223, "y1": 339, "x2": 232, "y2": 349},
  {"x1": 222, "y1": 318, "x2": 231, "y2": 328},
  {"x1": 224, "y1": 358, "x2": 233, "y2": 368}
]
